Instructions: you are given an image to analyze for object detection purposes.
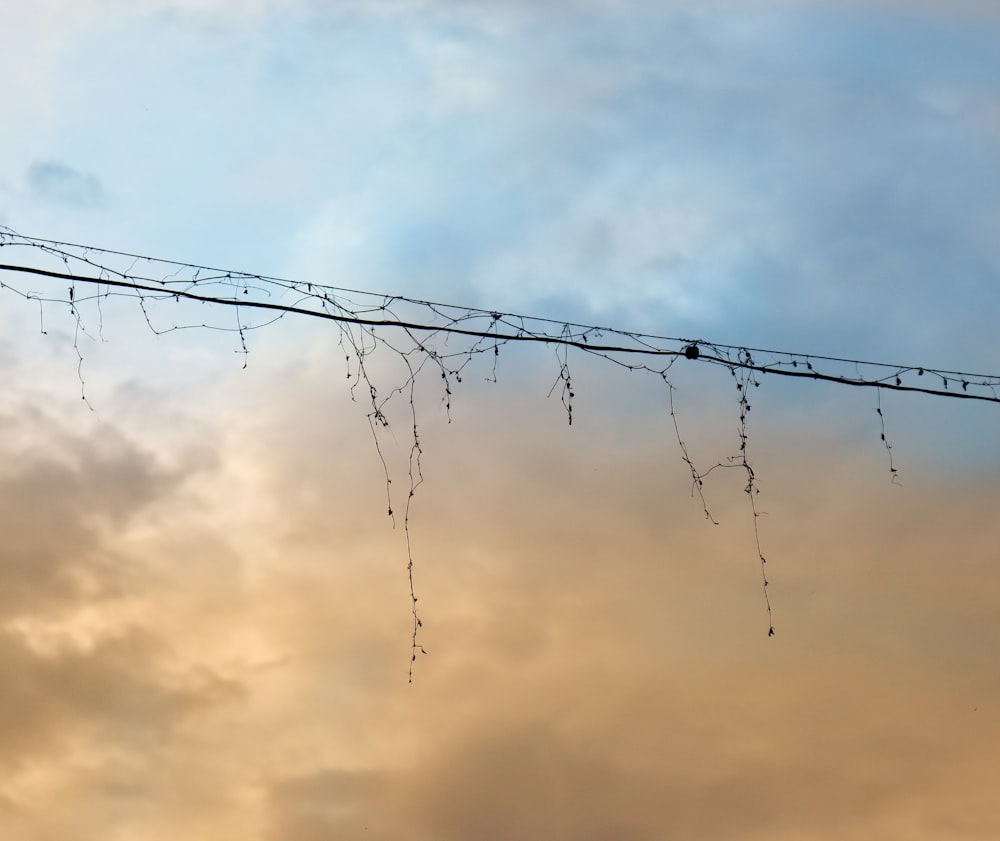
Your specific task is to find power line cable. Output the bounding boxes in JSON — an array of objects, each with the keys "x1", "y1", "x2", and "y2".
[{"x1": 1, "y1": 228, "x2": 998, "y2": 404}]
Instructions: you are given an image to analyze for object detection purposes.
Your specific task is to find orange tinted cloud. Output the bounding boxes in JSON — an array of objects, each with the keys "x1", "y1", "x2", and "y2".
[{"x1": 0, "y1": 347, "x2": 998, "y2": 839}]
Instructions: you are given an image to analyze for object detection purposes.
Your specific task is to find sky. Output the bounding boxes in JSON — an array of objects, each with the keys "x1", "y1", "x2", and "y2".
[{"x1": 1, "y1": 1, "x2": 1000, "y2": 838}]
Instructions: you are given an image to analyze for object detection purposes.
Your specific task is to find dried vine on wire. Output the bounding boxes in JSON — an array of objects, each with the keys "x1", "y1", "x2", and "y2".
[{"x1": 2, "y1": 228, "x2": 999, "y2": 670}]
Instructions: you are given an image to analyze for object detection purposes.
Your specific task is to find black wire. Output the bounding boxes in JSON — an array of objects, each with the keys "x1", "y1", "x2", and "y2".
[{"x1": 2, "y1": 228, "x2": 999, "y2": 398}]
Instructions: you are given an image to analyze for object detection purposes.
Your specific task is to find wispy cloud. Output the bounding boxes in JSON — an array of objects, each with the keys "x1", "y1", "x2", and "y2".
[{"x1": 27, "y1": 161, "x2": 106, "y2": 208}]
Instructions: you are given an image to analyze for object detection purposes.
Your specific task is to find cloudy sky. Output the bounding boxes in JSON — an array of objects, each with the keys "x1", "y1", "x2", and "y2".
[{"x1": 2, "y1": 1, "x2": 1000, "y2": 838}]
